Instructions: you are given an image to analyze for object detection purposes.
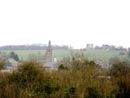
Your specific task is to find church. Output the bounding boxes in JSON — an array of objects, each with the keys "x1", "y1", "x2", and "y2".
[{"x1": 42, "y1": 40, "x2": 57, "y2": 70}]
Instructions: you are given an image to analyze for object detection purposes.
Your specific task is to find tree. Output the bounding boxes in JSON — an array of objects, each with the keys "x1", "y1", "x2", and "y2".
[
  {"x1": 109, "y1": 57, "x2": 121, "y2": 65},
  {"x1": 109, "y1": 62, "x2": 130, "y2": 77},
  {"x1": 85, "y1": 87, "x2": 101, "y2": 98},
  {"x1": 109, "y1": 62, "x2": 130, "y2": 98},
  {"x1": 58, "y1": 64, "x2": 68, "y2": 70},
  {"x1": 0, "y1": 61, "x2": 59, "y2": 98},
  {"x1": 10, "y1": 52, "x2": 19, "y2": 61},
  {"x1": 0, "y1": 60, "x2": 5, "y2": 70}
]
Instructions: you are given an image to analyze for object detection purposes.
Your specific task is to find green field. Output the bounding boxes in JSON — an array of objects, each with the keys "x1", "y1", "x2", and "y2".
[
  {"x1": 1, "y1": 49, "x2": 129, "y2": 63},
  {"x1": 1, "y1": 50, "x2": 71, "y2": 61}
]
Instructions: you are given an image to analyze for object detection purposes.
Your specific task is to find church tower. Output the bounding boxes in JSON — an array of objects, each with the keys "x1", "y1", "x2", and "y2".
[{"x1": 45, "y1": 40, "x2": 53, "y2": 62}]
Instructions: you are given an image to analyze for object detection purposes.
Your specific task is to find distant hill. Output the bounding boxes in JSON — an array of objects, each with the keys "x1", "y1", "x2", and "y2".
[{"x1": 0, "y1": 44, "x2": 69, "y2": 50}]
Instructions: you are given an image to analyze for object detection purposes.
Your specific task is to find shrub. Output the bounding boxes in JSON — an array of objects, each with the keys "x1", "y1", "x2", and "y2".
[{"x1": 0, "y1": 61, "x2": 59, "y2": 98}]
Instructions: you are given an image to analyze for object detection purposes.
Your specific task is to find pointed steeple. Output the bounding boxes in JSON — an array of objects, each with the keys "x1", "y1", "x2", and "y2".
[
  {"x1": 48, "y1": 40, "x2": 51, "y2": 49},
  {"x1": 45, "y1": 40, "x2": 53, "y2": 62}
]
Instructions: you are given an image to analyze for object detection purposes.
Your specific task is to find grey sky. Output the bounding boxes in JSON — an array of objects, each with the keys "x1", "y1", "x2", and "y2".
[{"x1": 0, "y1": 0, "x2": 130, "y2": 48}]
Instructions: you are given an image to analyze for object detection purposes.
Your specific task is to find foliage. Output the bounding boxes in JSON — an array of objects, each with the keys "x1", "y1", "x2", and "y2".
[
  {"x1": 109, "y1": 62, "x2": 130, "y2": 77},
  {"x1": 64, "y1": 86, "x2": 78, "y2": 98},
  {"x1": 58, "y1": 64, "x2": 68, "y2": 70},
  {"x1": 10, "y1": 51, "x2": 19, "y2": 61},
  {"x1": 0, "y1": 61, "x2": 59, "y2": 98},
  {"x1": 0, "y1": 57, "x2": 130, "y2": 97},
  {"x1": 85, "y1": 87, "x2": 101, "y2": 98},
  {"x1": 0, "y1": 60, "x2": 5, "y2": 70},
  {"x1": 109, "y1": 56, "x2": 121, "y2": 65},
  {"x1": 110, "y1": 62, "x2": 130, "y2": 98}
]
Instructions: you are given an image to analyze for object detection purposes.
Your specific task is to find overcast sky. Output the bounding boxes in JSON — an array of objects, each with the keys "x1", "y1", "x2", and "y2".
[{"x1": 0, "y1": 0, "x2": 130, "y2": 48}]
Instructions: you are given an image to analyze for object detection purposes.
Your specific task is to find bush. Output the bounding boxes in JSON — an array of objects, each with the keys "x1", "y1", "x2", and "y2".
[
  {"x1": 109, "y1": 57, "x2": 121, "y2": 65},
  {"x1": 64, "y1": 86, "x2": 78, "y2": 98},
  {"x1": 0, "y1": 61, "x2": 59, "y2": 98},
  {"x1": 110, "y1": 62, "x2": 130, "y2": 98},
  {"x1": 0, "y1": 60, "x2": 5, "y2": 70},
  {"x1": 0, "y1": 58, "x2": 130, "y2": 98},
  {"x1": 85, "y1": 87, "x2": 101, "y2": 98}
]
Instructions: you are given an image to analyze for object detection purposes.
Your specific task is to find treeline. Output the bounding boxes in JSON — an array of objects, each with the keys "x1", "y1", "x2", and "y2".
[
  {"x1": 86, "y1": 44, "x2": 127, "y2": 51},
  {"x1": 0, "y1": 45, "x2": 69, "y2": 50},
  {"x1": 0, "y1": 56, "x2": 130, "y2": 98}
]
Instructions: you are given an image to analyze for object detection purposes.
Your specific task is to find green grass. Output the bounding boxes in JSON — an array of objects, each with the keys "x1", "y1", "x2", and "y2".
[
  {"x1": 1, "y1": 49, "x2": 129, "y2": 63},
  {"x1": 84, "y1": 50, "x2": 128, "y2": 62}
]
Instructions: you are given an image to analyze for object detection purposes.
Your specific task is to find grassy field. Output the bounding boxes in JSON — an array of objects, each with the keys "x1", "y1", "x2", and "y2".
[
  {"x1": 84, "y1": 49, "x2": 128, "y2": 62},
  {"x1": 1, "y1": 50, "x2": 71, "y2": 61},
  {"x1": 1, "y1": 49, "x2": 129, "y2": 63}
]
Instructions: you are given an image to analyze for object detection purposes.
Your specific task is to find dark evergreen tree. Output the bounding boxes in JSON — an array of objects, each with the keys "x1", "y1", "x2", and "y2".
[{"x1": 10, "y1": 52, "x2": 19, "y2": 61}]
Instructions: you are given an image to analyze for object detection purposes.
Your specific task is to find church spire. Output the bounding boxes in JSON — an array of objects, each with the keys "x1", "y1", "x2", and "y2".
[
  {"x1": 45, "y1": 40, "x2": 53, "y2": 62},
  {"x1": 48, "y1": 40, "x2": 51, "y2": 48}
]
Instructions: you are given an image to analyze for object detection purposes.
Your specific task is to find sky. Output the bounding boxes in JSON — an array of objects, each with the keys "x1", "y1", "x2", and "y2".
[{"x1": 0, "y1": 0, "x2": 130, "y2": 49}]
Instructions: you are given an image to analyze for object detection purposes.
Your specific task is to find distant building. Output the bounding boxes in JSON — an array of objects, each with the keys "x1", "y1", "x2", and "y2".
[
  {"x1": 42, "y1": 40, "x2": 57, "y2": 70},
  {"x1": 0, "y1": 58, "x2": 18, "y2": 73},
  {"x1": 95, "y1": 60, "x2": 111, "y2": 69},
  {"x1": 44, "y1": 40, "x2": 53, "y2": 62},
  {"x1": 86, "y1": 44, "x2": 94, "y2": 50},
  {"x1": 5, "y1": 58, "x2": 18, "y2": 70}
]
